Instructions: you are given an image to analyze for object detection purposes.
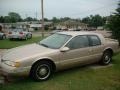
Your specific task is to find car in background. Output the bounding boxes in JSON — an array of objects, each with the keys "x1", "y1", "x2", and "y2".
[
  {"x1": 8, "y1": 29, "x2": 32, "y2": 40},
  {"x1": 0, "y1": 32, "x2": 6, "y2": 40}
]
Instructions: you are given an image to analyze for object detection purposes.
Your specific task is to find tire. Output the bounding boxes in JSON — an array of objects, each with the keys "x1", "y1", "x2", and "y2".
[
  {"x1": 100, "y1": 50, "x2": 112, "y2": 65},
  {"x1": 30, "y1": 61, "x2": 52, "y2": 81},
  {"x1": 2, "y1": 35, "x2": 6, "y2": 40},
  {"x1": 29, "y1": 34, "x2": 32, "y2": 39},
  {"x1": 25, "y1": 35, "x2": 28, "y2": 40}
]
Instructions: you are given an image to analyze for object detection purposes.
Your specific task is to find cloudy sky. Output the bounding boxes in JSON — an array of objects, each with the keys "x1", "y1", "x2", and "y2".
[{"x1": 0, "y1": 0, "x2": 119, "y2": 19}]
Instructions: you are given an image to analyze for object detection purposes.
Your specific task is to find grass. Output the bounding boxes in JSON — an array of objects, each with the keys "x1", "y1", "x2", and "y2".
[
  {"x1": 0, "y1": 37, "x2": 42, "y2": 49},
  {"x1": 0, "y1": 53, "x2": 120, "y2": 90}
]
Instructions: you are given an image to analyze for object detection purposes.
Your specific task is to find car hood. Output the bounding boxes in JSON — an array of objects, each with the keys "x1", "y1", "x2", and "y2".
[{"x1": 2, "y1": 43, "x2": 56, "y2": 61}]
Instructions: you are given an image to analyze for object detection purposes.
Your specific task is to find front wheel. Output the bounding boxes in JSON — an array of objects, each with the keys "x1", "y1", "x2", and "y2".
[
  {"x1": 29, "y1": 34, "x2": 32, "y2": 39},
  {"x1": 2, "y1": 35, "x2": 6, "y2": 40},
  {"x1": 30, "y1": 61, "x2": 52, "y2": 81},
  {"x1": 100, "y1": 51, "x2": 112, "y2": 65}
]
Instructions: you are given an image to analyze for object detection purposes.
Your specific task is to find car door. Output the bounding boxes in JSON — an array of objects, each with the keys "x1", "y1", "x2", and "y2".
[
  {"x1": 59, "y1": 35, "x2": 91, "y2": 69},
  {"x1": 87, "y1": 35, "x2": 104, "y2": 63}
]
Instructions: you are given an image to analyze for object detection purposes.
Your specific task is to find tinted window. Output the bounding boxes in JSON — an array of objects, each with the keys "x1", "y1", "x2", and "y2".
[
  {"x1": 66, "y1": 35, "x2": 89, "y2": 49},
  {"x1": 89, "y1": 35, "x2": 101, "y2": 46}
]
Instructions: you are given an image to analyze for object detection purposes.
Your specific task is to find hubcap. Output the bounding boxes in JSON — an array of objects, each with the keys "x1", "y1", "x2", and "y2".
[
  {"x1": 36, "y1": 64, "x2": 50, "y2": 80},
  {"x1": 39, "y1": 67, "x2": 47, "y2": 76},
  {"x1": 104, "y1": 55, "x2": 110, "y2": 64}
]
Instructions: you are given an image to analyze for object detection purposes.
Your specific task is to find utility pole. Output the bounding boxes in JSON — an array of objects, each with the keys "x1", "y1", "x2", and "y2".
[{"x1": 41, "y1": 0, "x2": 44, "y2": 37}]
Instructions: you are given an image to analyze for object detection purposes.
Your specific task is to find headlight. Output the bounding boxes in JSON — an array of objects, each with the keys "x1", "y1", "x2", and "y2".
[{"x1": 3, "y1": 61, "x2": 20, "y2": 67}]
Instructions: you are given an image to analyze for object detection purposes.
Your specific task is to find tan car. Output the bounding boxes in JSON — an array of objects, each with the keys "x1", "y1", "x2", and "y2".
[{"x1": 1, "y1": 31, "x2": 119, "y2": 81}]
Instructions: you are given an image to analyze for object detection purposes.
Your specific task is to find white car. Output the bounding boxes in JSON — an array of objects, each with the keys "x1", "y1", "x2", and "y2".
[{"x1": 8, "y1": 29, "x2": 32, "y2": 40}]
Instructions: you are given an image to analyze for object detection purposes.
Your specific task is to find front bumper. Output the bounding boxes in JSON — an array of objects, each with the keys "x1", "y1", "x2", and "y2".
[{"x1": 0, "y1": 62, "x2": 31, "y2": 76}]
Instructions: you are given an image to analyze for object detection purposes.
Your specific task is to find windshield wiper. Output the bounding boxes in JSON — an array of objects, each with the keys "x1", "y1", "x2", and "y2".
[{"x1": 40, "y1": 43, "x2": 49, "y2": 48}]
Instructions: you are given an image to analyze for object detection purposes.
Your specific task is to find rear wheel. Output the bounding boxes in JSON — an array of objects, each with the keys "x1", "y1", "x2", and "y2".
[
  {"x1": 25, "y1": 35, "x2": 28, "y2": 40},
  {"x1": 30, "y1": 61, "x2": 52, "y2": 81},
  {"x1": 100, "y1": 50, "x2": 112, "y2": 65},
  {"x1": 2, "y1": 35, "x2": 6, "y2": 40},
  {"x1": 29, "y1": 34, "x2": 32, "y2": 39}
]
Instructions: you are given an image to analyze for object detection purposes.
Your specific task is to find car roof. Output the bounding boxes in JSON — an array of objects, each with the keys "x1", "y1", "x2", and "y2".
[{"x1": 57, "y1": 31, "x2": 101, "y2": 37}]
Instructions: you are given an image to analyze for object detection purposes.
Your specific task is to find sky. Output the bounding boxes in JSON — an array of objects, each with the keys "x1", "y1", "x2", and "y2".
[{"x1": 0, "y1": 0, "x2": 119, "y2": 19}]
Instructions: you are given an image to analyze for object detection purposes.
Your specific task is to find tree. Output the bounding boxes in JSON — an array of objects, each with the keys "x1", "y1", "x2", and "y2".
[
  {"x1": 24, "y1": 17, "x2": 34, "y2": 21},
  {"x1": 4, "y1": 16, "x2": 11, "y2": 23},
  {"x1": 52, "y1": 17, "x2": 60, "y2": 23},
  {"x1": 0, "y1": 16, "x2": 5, "y2": 23},
  {"x1": 8, "y1": 12, "x2": 22, "y2": 23},
  {"x1": 44, "y1": 18, "x2": 49, "y2": 21},
  {"x1": 82, "y1": 15, "x2": 106, "y2": 28},
  {"x1": 107, "y1": 1, "x2": 120, "y2": 45},
  {"x1": 89, "y1": 15, "x2": 104, "y2": 28},
  {"x1": 60, "y1": 17, "x2": 71, "y2": 21},
  {"x1": 82, "y1": 17, "x2": 90, "y2": 24}
]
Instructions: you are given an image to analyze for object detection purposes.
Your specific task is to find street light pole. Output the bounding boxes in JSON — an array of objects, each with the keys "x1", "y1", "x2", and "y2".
[{"x1": 41, "y1": 0, "x2": 44, "y2": 37}]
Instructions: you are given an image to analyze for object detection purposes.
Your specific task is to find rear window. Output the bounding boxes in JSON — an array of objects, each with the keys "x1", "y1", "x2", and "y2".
[
  {"x1": 89, "y1": 35, "x2": 101, "y2": 46},
  {"x1": 66, "y1": 35, "x2": 89, "y2": 49}
]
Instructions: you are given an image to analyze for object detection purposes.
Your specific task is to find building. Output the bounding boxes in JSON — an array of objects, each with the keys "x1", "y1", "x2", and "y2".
[
  {"x1": 0, "y1": 21, "x2": 53, "y2": 32},
  {"x1": 55, "y1": 20, "x2": 88, "y2": 31}
]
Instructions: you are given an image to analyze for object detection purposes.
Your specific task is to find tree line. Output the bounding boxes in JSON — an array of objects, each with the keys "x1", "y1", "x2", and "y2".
[
  {"x1": 0, "y1": 12, "x2": 37, "y2": 23},
  {"x1": 107, "y1": 1, "x2": 120, "y2": 45},
  {"x1": 0, "y1": 12, "x2": 107, "y2": 28},
  {"x1": 50, "y1": 16, "x2": 107, "y2": 28}
]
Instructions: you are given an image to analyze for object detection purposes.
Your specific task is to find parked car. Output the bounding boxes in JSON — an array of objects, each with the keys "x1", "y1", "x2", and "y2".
[
  {"x1": 8, "y1": 29, "x2": 32, "y2": 40},
  {"x1": 0, "y1": 32, "x2": 6, "y2": 40},
  {"x1": 1, "y1": 31, "x2": 119, "y2": 81}
]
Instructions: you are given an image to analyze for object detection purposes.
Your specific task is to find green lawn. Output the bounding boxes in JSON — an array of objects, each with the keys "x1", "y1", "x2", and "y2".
[
  {"x1": 0, "y1": 37, "x2": 42, "y2": 49},
  {"x1": 0, "y1": 53, "x2": 120, "y2": 90}
]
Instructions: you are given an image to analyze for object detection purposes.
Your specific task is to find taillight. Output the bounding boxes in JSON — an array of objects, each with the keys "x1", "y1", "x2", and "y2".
[
  {"x1": 19, "y1": 32, "x2": 23, "y2": 34},
  {"x1": 9, "y1": 32, "x2": 12, "y2": 34}
]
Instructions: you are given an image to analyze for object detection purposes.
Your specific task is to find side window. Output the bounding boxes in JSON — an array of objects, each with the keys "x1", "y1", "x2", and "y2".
[
  {"x1": 89, "y1": 35, "x2": 101, "y2": 46},
  {"x1": 66, "y1": 35, "x2": 89, "y2": 49}
]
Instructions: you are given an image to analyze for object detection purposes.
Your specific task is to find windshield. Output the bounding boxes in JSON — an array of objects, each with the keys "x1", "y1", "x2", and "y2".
[{"x1": 39, "y1": 33, "x2": 72, "y2": 49}]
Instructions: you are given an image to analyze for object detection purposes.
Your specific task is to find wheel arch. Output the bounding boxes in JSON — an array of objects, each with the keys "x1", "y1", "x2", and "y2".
[
  {"x1": 103, "y1": 47, "x2": 113, "y2": 56},
  {"x1": 30, "y1": 58, "x2": 56, "y2": 73}
]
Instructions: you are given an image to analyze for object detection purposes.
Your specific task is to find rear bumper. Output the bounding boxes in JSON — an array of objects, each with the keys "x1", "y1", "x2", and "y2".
[{"x1": 0, "y1": 63, "x2": 31, "y2": 77}]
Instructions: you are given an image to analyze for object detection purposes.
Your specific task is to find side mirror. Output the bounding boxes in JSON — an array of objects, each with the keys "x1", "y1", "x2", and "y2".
[{"x1": 60, "y1": 47, "x2": 70, "y2": 52}]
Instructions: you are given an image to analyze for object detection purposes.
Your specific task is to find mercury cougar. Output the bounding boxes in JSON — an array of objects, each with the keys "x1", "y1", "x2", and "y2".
[{"x1": 1, "y1": 31, "x2": 119, "y2": 81}]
